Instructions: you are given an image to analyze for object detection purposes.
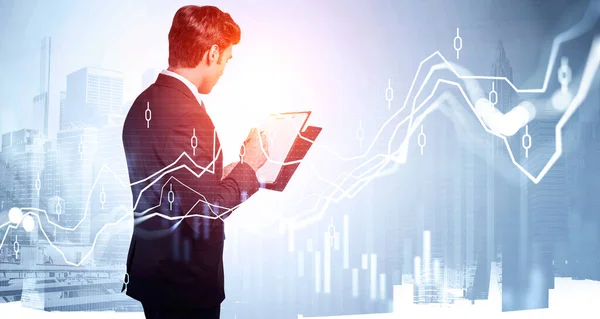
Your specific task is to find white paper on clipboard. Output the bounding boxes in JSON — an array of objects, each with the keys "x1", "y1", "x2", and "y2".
[{"x1": 255, "y1": 112, "x2": 310, "y2": 184}]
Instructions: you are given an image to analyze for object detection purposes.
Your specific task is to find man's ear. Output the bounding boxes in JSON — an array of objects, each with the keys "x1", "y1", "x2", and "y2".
[{"x1": 209, "y1": 44, "x2": 220, "y2": 65}]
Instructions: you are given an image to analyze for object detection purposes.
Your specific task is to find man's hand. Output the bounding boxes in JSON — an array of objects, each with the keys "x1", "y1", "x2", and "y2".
[{"x1": 241, "y1": 128, "x2": 269, "y2": 172}]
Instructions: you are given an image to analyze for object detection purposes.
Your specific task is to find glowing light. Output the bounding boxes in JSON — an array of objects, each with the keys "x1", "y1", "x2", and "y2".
[
  {"x1": 22, "y1": 215, "x2": 34, "y2": 232},
  {"x1": 8, "y1": 208, "x2": 22, "y2": 224}
]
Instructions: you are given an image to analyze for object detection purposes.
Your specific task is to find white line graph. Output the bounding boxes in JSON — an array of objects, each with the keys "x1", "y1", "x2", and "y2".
[
  {"x1": 279, "y1": 2, "x2": 600, "y2": 229},
  {"x1": 290, "y1": 36, "x2": 600, "y2": 230},
  {"x1": 1, "y1": 1, "x2": 599, "y2": 266}
]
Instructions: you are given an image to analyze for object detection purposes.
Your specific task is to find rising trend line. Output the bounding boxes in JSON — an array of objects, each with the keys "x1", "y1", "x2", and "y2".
[{"x1": 287, "y1": 8, "x2": 600, "y2": 229}]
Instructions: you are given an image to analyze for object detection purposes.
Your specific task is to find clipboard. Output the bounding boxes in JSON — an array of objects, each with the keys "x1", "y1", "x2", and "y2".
[{"x1": 258, "y1": 112, "x2": 322, "y2": 192}]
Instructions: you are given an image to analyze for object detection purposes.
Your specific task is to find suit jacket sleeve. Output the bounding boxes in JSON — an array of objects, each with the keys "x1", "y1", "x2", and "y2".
[{"x1": 160, "y1": 109, "x2": 260, "y2": 233}]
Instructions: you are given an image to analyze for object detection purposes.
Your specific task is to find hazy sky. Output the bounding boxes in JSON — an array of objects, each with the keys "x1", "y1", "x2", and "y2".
[{"x1": 0, "y1": 0, "x2": 588, "y2": 157}]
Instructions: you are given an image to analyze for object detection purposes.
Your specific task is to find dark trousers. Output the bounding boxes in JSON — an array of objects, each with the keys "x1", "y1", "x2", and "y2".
[{"x1": 142, "y1": 303, "x2": 221, "y2": 319}]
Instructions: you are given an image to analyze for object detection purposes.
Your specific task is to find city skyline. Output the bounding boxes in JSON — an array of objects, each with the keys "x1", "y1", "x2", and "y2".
[
  {"x1": 1, "y1": 34, "x2": 599, "y2": 317},
  {"x1": 1, "y1": 0, "x2": 599, "y2": 318}
]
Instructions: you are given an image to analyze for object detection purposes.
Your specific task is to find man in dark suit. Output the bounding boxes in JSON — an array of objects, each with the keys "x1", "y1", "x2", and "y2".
[{"x1": 121, "y1": 5, "x2": 268, "y2": 319}]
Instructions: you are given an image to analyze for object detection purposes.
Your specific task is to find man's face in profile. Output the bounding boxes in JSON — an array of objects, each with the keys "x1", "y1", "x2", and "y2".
[{"x1": 199, "y1": 44, "x2": 233, "y2": 94}]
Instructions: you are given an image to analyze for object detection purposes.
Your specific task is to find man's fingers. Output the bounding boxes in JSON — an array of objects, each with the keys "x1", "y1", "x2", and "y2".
[
  {"x1": 243, "y1": 129, "x2": 269, "y2": 156},
  {"x1": 245, "y1": 128, "x2": 257, "y2": 141}
]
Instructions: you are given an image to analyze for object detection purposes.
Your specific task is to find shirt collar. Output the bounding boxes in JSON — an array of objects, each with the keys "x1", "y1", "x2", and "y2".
[{"x1": 160, "y1": 69, "x2": 205, "y2": 109}]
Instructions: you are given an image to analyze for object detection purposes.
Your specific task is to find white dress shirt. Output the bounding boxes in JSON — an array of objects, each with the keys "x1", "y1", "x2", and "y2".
[{"x1": 160, "y1": 69, "x2": 205, "y2": 109}]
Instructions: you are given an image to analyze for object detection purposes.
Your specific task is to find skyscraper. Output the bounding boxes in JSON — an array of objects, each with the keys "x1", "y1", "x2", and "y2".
[
  {"x1": 492, "y1": 41, "x2": 514, "y2": 114},
  {"x1": 454, "y1": 42, "x2": 516, "y2": 304},
  {"x1": 62, "y1": 67, "x2": 124, "y2": 129},
  {"x1": 38, "y1": 137, "x2": 66, "y2": 242},
  {"x1": 59, "y1": 91, "x2": 67, "y2": 130},
  {"x1": 91, "y1": 114, "x2": 133, "y2": 265},
  {"x1": 490, "y1": 41, "x2": 527, "y2": 312},
  {"x1": 563, "y1": 97, "x2": 600, "y2": 281},
  {"x1": 57, "y1": 125, "x2": 99, "y2": 244},
  {"x1": 524, "y1": 107, "x2": 568, "y2": 302},
  {"x1": 0, "y1": 151, "x2": 11, "y2": 214},
  {"x1": 492, "y1": 40, "x2": 515, "y2": 262},
  {"x1": 41, "y1": 140, "x2": 60, "y2": 207},
  {"x1": 467, "y1": 139, "x2": 491, "y2": 301},
  {"x1": 32, "y1": 37, "x2": 52, "y2": 137},
  {"x1": 0, "y1": 129, "x2": 46, "y2": 245}
]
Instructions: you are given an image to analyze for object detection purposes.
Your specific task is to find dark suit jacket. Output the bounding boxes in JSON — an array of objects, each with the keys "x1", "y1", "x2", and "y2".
[{"x1": 121, "y1": 73, "x2": 260, "y2": 308}]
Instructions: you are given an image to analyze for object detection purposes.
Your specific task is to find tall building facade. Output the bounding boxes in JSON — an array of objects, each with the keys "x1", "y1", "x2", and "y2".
[
  {"x1": 0, "y1": 151, "x2": 14, "y2": 215},
  {"x1": 56, "y1": 126, "x2": 99, "y2": 245},
  {"x1": 489, "y1": 41, "x2": 529, "y2": 312},
  {"x1": 32, "y1": 37, "x2": 52, "y2": 137},
  {"x1": 492, "y1": 40, "x2": 515, "y2": 265},
  {"x1": 91, "y1": 115, "x2": 133, "y2": 266},
  {"x1": 59, "y1": 91, "x2": 67, "y2": 129},
  {"x1": 42, "y1": 140, "x2": 60, "y2": 201},
  {"x1": 1, "y1": 129, "x2": 46, "y2": 245},
  {"x1": 525, "y1": 104, "x2": 568, "y2": 300},
  {"x1": 467, "y1": 137, "x2": 492, "y2": 301},
  {"x1": 405, "y1": 111, "x2": 470, "y2": 305},
  {"x1": 564, "y1": 96, "x2": 600, "y2": 281},
  {"x1": 62, "y1": 67, "x2": 124, "y2": 129},
  {"x1": 40, "y1": 139, "x2": 64, "y2": 242}
]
